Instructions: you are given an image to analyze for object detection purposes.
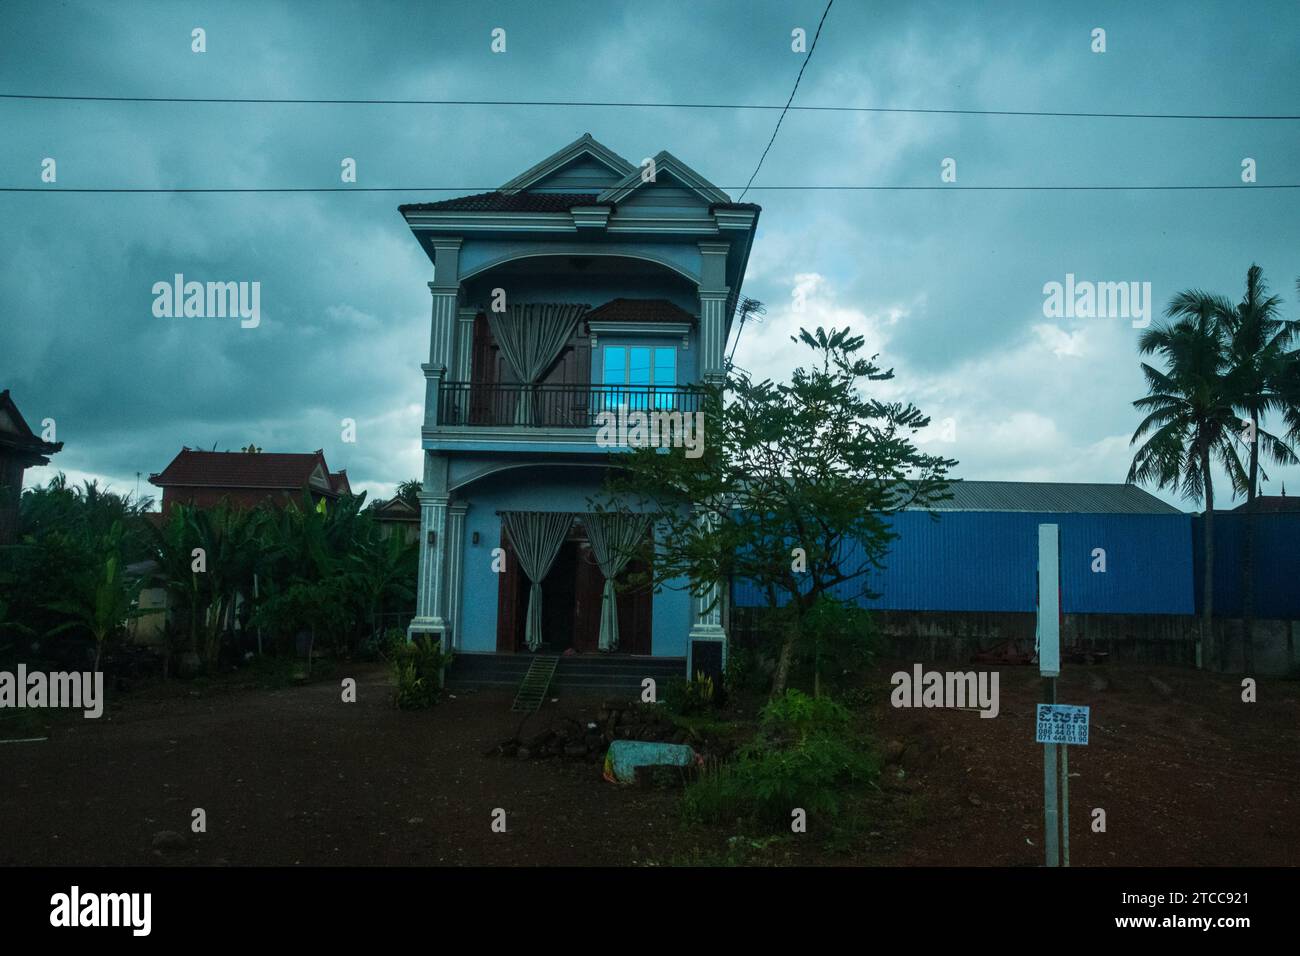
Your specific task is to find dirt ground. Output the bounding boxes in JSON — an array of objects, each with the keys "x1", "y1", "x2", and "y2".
[{"x1": 2, "y1": 660, "x2": 1296, "y2": 866}]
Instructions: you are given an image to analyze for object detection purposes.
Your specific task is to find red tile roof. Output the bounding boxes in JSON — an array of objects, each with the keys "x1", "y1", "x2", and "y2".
[
  {"x1": 400, "y1": 192, "x2": 601, "y2": 214},
  {"x1": 585, "y1": 298, "x2": 696, "y2": 324},
  {"x1": 149, "y1": 449, "x2": 345, "y2": 496}
]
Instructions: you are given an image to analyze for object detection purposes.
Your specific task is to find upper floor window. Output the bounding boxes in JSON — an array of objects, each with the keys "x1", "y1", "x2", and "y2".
[{"x1": 601, "y1": 346, "x2": 677, "y2": 409}]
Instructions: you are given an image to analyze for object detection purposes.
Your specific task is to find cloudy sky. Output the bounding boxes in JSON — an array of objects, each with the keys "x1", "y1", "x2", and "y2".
[{"x1": 3, "y1": 0, "x2": 1298, "y2": 510}]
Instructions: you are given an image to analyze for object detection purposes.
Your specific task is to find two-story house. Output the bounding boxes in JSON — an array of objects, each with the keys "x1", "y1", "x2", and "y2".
[{"x1": 399, "y1": 134, "x2": 760, "y2": 679}]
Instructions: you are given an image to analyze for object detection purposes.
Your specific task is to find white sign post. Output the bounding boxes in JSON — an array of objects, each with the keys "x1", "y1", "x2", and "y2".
[
  {"x1": 1037, "y1": 524, "x2": 1060, "y2": 678},
  {"x1": 1037, "y1": 524, "x2": 1062, "y2": 867}
]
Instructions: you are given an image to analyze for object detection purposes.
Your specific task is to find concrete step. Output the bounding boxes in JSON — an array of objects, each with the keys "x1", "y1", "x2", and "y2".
[{"x1": 446, "y1": 653, "x2": 685, "y2": 692}]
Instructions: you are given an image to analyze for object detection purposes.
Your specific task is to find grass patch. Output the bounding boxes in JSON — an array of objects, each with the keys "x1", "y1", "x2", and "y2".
[{"x1": 680, "y1": 690, "x2": 879, "y2": 837}]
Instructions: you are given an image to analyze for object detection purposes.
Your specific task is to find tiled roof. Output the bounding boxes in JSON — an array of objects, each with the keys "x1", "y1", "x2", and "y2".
[
  {"x1": 911, "y1": 481, "x2": 1182, "y2": 515},
  {"x1": 0, "y1": 389, "x2": 64, "y2": 460},
  {"x1": 399, "y1": 192, "x2": 601, "y2": 214},
  {"x1": 585, "y1": 298, "x2": 695, "y2": 324},
  {"x1": 149, "y1": 449, "x2": 343, "y2": 495},
  {"x1": 330, "y1": 471, "x2": 351, "y2": 495}
]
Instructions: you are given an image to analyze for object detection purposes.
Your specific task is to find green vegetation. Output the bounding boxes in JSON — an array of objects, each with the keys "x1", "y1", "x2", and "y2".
[
  {"x1": 388, "y1": 634, "x2": 452, "y2": 710},
  {"x1": 600, "y1": 324, "x2": 953, "y2": 697},
  {"x1": 682, "y1": 689, "x2": 878, "y2": 832},
  {"x1": 0, "y1": 477, "x2": 418, "y2": 681}
]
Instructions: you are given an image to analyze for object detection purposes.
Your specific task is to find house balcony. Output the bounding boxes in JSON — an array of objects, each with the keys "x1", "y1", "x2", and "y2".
[{"x1": 425, "y1": 382, "x2": 705, "y2": 454}]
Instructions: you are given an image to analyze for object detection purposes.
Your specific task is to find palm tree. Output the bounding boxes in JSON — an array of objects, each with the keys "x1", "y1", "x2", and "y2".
[
  {"x1": 1127, "y1": 299, "x2": 1245, "y2": 669},
  {"x1": 1217, "y1": 266, "x2": 1299, "y2": 669}
]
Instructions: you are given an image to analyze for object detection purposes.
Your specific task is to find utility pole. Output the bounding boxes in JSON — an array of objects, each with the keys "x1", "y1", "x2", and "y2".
[{"x1": 1037, "y1": 524, "x2": 1062, "y2": 867}]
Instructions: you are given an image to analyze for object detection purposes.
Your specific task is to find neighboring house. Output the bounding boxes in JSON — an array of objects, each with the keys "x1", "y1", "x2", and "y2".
[
  {"x1": 399, "y1": 133, "x2": 760, "y2": 677},
  {"x1": 371, "y1": 495, "x2": 421, "y2": 544},
  {"x1": 149, "y1": 448, "x2": 351, "y2": 513},
  {"x1": 0, "y1": 389, "x2": 63, "y2": 545}
]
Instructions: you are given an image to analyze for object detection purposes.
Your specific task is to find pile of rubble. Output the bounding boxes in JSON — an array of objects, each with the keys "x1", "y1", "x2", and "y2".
[{"x1": 490, "y1": 698, "x2": 691, "y2": 761}]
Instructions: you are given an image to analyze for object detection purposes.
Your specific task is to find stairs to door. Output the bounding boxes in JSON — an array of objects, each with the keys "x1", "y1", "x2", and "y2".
[
  {"x1": 448, "y1": 652, "x2": 687, "y2": 697},
  {"x1": 510, "y1": 655, "x2": 559, "y2": 713}
]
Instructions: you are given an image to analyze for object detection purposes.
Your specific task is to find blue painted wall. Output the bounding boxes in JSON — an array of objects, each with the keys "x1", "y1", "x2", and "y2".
[
  {"x1": 1192, "y1": 512, "x2": 1300, "y2": 618},
  {"x1": 456, "y1": 465, "x2": 693, "y2": 655},
  {"x1": 732, "y1": 511, "x2": 1195, "y2": 614}
]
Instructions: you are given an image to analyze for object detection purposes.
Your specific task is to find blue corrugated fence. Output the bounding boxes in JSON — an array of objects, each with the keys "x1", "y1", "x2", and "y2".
[{"x1": 732, "y1": 511, "x2": 1196, "y2": 615}]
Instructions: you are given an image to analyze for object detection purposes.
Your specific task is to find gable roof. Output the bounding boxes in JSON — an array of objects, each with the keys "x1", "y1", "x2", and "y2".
[
  {"x1": 399, "y1": 135, "x2": 740, "y2": 217},
  {"x1": 498, "y1": 133, "x2": 636, "y2": 194},
  {"x1": 149, "y1": 448, "x2": 347, "y2": 497},
  {"x1": 596, "y1": 149, "x2": 732, "y2": 206},
  {"x1": 913, "y1": 480, "x2": 1182, "y2": 515},
  {"x1": 0, "y1": 389, "x2": 63, "y2": 463},
  {"x1": 373, "y1": 496, "x2": 420, "y2": 521}
]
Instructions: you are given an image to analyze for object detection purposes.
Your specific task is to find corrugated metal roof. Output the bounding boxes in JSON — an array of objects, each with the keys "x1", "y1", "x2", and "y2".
[{"x1": 914, "y1": 481, "x2": 1181, "y2": 515}]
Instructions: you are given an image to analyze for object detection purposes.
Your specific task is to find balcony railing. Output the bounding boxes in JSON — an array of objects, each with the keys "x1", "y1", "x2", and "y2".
[{"x1": 437, "y1": 382, "x2": 704, "y2": 428}]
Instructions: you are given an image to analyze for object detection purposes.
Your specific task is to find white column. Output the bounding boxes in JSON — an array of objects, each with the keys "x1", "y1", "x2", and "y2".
[
  {"x1": 409, "y1": 453, "x2": 450, "y2": 644},
  {"x1": 698, "y1": 241, "x2": 731, "y2": 385},
  {"x1": 686, "y1": 506, "x2": 727, "y2": 671},
  {"x1": 424, "y1": 238, "x2": 462, "y2": 428},
  {"x1": 446, "y1": 501, "x2": 470, "y2": 651}
]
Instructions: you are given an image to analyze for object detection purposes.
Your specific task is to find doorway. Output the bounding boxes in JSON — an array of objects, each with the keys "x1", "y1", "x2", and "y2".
[{"x1": 495, "y1": 519, "x2": 653, "y2": 654}]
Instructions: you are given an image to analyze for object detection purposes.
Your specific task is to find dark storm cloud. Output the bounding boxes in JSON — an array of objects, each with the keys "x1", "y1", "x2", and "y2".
[{"x1": 2, "y1": 0, "x2": 1298, "y2": 504}]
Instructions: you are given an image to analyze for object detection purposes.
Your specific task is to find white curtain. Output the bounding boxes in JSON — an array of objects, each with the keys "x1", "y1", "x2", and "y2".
[
  {"x1": 585, "y1": 512, "x2": 652, "y2": 652},
  {"x1": 485, "y1": 303, "x2": 587, "y2": 424},
  {"x1": 501, "y1": 511, "x2": 574, "y2": 651}
]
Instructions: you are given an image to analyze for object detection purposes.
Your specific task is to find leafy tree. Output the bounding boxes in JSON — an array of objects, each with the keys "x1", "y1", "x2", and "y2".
[
  {"x1": 599, "y1": 326, "x2": 954, "y2": 696},
  {"x1": 44, "y1": 522, "x2": 151, "y2": 670},
  {"x1": 395, "y1": 480, "x2": 421, "y2": 508}
]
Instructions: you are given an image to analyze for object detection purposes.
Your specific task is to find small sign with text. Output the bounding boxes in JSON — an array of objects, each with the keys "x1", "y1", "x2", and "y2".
[{"x1": 1035, "y1": 704, "x2": 1090, "y2": 745}]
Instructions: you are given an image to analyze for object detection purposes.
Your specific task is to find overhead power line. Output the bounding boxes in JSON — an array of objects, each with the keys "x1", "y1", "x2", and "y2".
[
  {"x1": 1, "y1": 92, "x2": 1295, "y2": 121},
  {"x1": 4, "y1": 184, "x2": 1297, "y2": 194},
  {"x1": 739, "y1": 0, "x2": 834, "y2": 201}
]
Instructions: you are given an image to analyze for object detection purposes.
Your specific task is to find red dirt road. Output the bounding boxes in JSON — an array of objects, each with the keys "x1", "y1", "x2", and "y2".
[{"x1": 2, "y1": 661, "x2": 1296, "y2": 866}]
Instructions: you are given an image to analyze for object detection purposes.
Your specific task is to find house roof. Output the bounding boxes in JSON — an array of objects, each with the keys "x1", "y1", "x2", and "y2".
[
  {"x1": 0, "y1": 389, "x2": 63, "y2": 463},
  {"x1": 149, "y1": 448, "x2": 347, "y2": 497},
  {"x1": 912, "y1": 480, "x2": 1183, "y2": 515},
  {"x1": 1232, "y1": 495, "x2": 1300, "y2": 513},
  {"x1": 398, "y1": 192, "x2": 601, "y2": 214},
  {"x1": 373, "y1": 496, "x2": 420, "y2": 521},
  {"x1": 585, "y1": 298, "x2": 695, "y2": 324}
]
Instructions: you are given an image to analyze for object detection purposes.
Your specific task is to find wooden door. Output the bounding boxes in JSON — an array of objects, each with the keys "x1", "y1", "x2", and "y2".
[{"x1": 495, "y1": 530, "x2": 522, "y2": 652}]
